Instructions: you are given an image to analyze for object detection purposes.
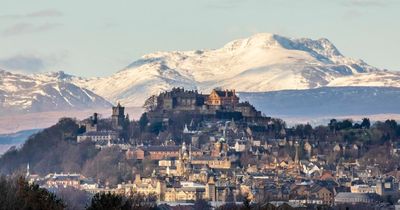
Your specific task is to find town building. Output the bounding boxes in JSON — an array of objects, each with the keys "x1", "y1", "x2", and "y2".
[
  {"x1": 112, "y1": 103, "x2": 125, "y2": 130},
  {"x1": 132, "y1": 143, "x2": 202, "y2": 160},
  {"x1": 205, "y1": 89, "x2": 239, "y2": 107},
  {"x1": 77, "y1": 130, "x2": 118, "y2": 143}
]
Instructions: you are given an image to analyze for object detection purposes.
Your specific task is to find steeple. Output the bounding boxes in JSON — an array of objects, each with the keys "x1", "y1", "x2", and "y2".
[
  {"x1": 294, "y1": 141, "x2": 300, "y2": 164},
  {"x1": 26, "y1": 163, "x2": 30, "y2": 178},
  {"x1": 183, "y1": 124, "x2": 189, "y2": 133}
]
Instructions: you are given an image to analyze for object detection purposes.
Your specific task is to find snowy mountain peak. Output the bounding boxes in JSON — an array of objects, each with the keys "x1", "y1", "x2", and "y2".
[
  {"x1": 221, "y1": 33, "x2": 342, "y2": 59},
  {"x1": 2, "y1": 33, "x2": 399, "y2": 110},
  {"x1": 222, "y1": 33, "x2": 282, "y2": 50},
  {"x1": 0, "y1": 69, "x2": 111, "y2": 115},
  {"x1": 75, "y1": 33, "x2": 398, "y2": 107}
]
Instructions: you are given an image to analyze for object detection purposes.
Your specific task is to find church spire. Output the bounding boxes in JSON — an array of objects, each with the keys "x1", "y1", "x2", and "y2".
[{"x1": 26, "y1": 163, "x2": 30, "y2": 178}]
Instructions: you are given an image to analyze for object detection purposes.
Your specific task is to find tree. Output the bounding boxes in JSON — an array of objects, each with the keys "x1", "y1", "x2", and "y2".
[
  {"x1": 55, "y1": 187, "x2": 91, "y2": 210},
  {"x1": 86, "y1": 192, "x2": 127, "y2": 210},
  {"x1": 338, "y1": 119, "x2": 353, "y2": 130},
  {"x1": 139, "y1": 113, "x2": 149, "y2": 130},
  {"x1": 143, "y1": 95, "x2": 158, "y2": 112},
  {"x1": 86, "y1": 192, "x2": 157, "y2": 210},
  {"x1": 328, "y1": 119, "x2": 337, "y2": 133},
  {"x1": 241, "y1": 197, "x2": 252, "y2": 210},
  {"x1": 0, "y1": 176, "x2": 65, "y2": 210},
  {"x1": 361, "y1": 118, "x2": 371, "y2": 129}
]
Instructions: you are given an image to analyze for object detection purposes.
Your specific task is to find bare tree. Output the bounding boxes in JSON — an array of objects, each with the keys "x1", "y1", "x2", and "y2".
[{"x1": 143, "y1": 95, "x2": 158, "y2": 112}]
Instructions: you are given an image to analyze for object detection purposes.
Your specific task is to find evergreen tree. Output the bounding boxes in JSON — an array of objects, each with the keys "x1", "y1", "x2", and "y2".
[
  {"x1": 86, "y1": 192, "x2": 157, "y2": 210},
  {"x1": 139, "y1": 113, "x2": 149, "y2": 130},
  {"x1": 361, "y1": 118, "x2": 371, "y2": 129},
  {"x1": 0, "y1": 176, "x2": 64, "y2": 210}
]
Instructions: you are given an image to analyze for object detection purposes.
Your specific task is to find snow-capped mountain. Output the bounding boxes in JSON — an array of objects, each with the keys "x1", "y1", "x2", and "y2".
[
  {"x1": 75, "y1": 33, "x2": 399, "y2": 106},
  {"x1": 0, "y1": 70, "x2": 111, "y2": 115},
  {"x1": 1, "y1": 33, "x2": 400, "y2": 116}
]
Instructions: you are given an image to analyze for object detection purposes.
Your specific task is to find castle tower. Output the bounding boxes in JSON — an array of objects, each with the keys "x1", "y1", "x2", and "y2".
[{"x1": 112, "y1": 103, "x2": 125, "y2": 130}]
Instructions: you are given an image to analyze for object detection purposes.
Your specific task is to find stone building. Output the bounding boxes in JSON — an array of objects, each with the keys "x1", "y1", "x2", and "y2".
[
  {"x1": 112, "y1": 103, "x2": 125, "y2": 130},
  {"x1": 117, "y1": 174, "x2": 166, "y2": 201},
  {"x1": 44, "y1": 173, "x2": 83, "y2": 189},
  {"x1": 234, "y1": 102, "x2": 262, "y2": 118},
  {"x1": 153, "y1": 88, "x2": 262, "y2": 120},
  {"x1": 79, "y1": 113, "x2": 99, "y2": 132},
  {"x1": 132, "y1": 144, "x2": 202, "y2": 160},
  {"x1": 375, "y1": 176, "x2": 399, "y2": 199},
  {"x1": 77, "y1": 130, "x2": 118, "y2": 143},
  {"x1": 206, "y1": 89, "x2": 239, "y2": 107},
  {"x1": 157, "y1": 88, "x2": 205, "y2": 111}
]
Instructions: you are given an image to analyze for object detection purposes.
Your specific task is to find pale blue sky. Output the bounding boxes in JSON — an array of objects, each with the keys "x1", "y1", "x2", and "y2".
[{"x1": 0, "y1": 0, "x2": 399, "y2": 77}]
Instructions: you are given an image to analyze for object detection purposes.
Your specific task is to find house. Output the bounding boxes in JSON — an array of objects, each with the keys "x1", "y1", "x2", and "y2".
[
  {"x1": 234, "y1": 141, "x2": 246, "y2": 152},
  {"x1": 335, "y1": 192, "x2": 381, "y2": 204},
  {"x1": 164, "y1": 182, "x2": 206, "y2": 202},
  {"x1": 301, "y1": 161, "x2": 322, "y2": 176},
  {"x1": 117, "y1": 174, "x2": 166, "y2": 201},
  {"x1": 205, "y1": 89, "x2": 239, "y2": 106},
  {"x1": 133, "y1": 144, "x2": 202, "y2": 160},
  {"x1": 77, "y1": 130, "x2": 118, "y2": 143},
  {"x1": 375, "y1": 176, "x2": 399, "y2": 198},
  {"x1": 44, "y1": 173, "x2": 83, "y2": 189},
  {"x1": 310, "y1": 185, "x2": 334, "y2": 206},
  {"x1": 164, "y1": 187, "x2": 204, "y2": 202}
]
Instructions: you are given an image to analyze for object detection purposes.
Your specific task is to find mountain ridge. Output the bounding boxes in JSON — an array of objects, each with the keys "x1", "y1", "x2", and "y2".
[
  {"x1": 0, "y1": 70, "x2": 111, "y2": 115},
  {"x1": 1, "y1": 33, "x2": 400, "y2": 112},
  {"x1": 75, "y1": 33, "x2": 395, "y2": 106}
]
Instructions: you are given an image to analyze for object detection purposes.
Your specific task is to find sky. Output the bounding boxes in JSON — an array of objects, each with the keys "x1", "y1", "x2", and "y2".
[{"x1": 0, "y1": 0, "x2": 399, "y2": 77}]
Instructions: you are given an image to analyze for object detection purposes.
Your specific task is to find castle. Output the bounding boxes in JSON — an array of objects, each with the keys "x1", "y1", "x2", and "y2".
[
  {"x1": 112, "y1": 102, "x2": 125, "y2": 130},
  {"x1": 154, "y1": 88, "x2": 261, "y2": 119}
]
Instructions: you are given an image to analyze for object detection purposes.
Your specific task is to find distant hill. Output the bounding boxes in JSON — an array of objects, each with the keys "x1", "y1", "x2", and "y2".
[
  {"x1": 0, "y1": 129, "x2": 41, "y2": 155},
  {"x1": 239, "y1": 86, "x2": 400, "y2": 118},
  {"x1": 0, "y1": 70, "x2": 111, "y2": 116},
  {"x1": 0, "y1": 129, "x2": 41, "y2": 145}
]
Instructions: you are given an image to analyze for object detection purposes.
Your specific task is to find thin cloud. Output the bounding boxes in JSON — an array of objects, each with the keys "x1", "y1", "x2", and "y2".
[
  {"x1": 0, "y1": 9, "x2": 63, "y2": 19},
  {"x1": 0, "y1": 53, "x2": 66, "y2": 73},
  {"x1": 205, "y1": 0, "x2": 254, "y2": 9},
  {"x1": 343, "y1": 0, "x2": 389, "y2": 7},
  {"x1": 26, "y1": 9, "x2": 63, "y2": 18},
  {"x1": 0, "y1": 55, "x2": 45, "y2": 73},
  {"x1": 2, "y1": 22, "x2": 62, "y2": 36}
]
